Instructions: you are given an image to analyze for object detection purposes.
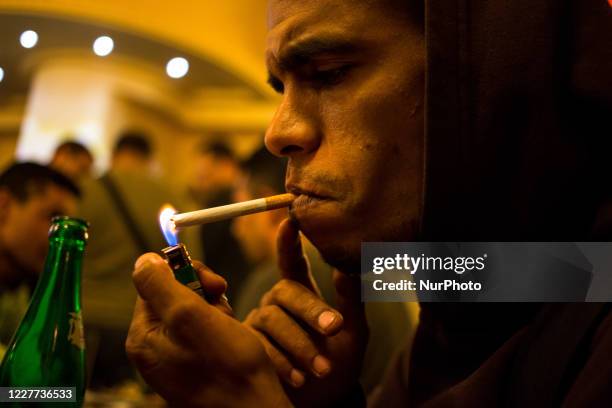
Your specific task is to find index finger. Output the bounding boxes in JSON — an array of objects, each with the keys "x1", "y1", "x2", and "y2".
[
  {"x1": 261, "y1": 279, "x2": 343, "y2": 336},
  {"x1": 192, "y1": 261, "x2": 233, "y2": 315},
  {"x1": 192, "y1": 260, "x2": 227, "y2": 297},
  {"x1": 276, "y1": 218, "x2": 318, "y2": 293}
]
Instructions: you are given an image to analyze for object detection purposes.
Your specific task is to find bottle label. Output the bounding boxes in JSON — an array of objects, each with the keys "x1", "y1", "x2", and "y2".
[{"x1": 67, "y1": 311, "x2": 85, "y2": 350}]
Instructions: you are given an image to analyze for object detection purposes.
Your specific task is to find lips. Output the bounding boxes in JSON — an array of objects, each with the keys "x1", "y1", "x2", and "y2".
[
  {"x1": 286, "y1": 184, "x2": 333, "y2": 212},
  {"x1": 287, "y1": 184, "x2": 330, "y2": 199},
  {"x1": 291, "y1": 194, "x2": 327, "y2": 211}
]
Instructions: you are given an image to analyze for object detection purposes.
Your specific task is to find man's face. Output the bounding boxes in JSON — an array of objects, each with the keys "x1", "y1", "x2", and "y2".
[
  {"x1": 265, "y1": 0, "x2": 425, "y2": 271},
  {"x1": 191, "y1": 154, "x2": 240, "y2": 195},
  {"x1": 1, "y1": 185, "x2": 77, "y2": 275},
  {"x1": 52, "y1": 152, "x2": 93, "y2": 181},
  {"x1": 68, "y1": 153, "x2": 93, "y2": 180}
]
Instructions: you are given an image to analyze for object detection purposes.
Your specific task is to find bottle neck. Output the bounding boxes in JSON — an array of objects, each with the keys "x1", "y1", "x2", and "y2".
[{"x1": 32, "y1": 236, "x2": 86, "y2": 310}]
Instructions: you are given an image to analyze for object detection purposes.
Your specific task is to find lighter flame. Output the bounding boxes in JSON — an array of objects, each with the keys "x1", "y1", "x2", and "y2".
[{"x1": 159, "y1": 204, "x2": 178, "y2": 246}]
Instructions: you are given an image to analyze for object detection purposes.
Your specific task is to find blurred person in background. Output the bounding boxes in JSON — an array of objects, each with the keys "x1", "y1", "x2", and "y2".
[
  {"x1": 188, "y1": 141, "x2": 248, "y2": 300},
  {"x1": 233, "y1": 148, "x2": 413, "y2": 393},
  {"x1": 78, "y1": 131, "x2": 201, "y2": 391},
  {"x1": 49, "y1": 139, "x2": 94, "y2": 183},
  {"x1": 231, "y1": 148, "x2": 295, "y2": 319},
  {"x1": 189, "y1": 141, "x2": 242, "y2": 205},
  {"x1": 0, "y1": 162, "x2": 80, "y2": 355}
]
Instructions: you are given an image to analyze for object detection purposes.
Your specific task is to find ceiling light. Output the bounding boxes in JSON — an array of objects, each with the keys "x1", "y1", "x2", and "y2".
[
  {"x1": 0, "y1": 67, "x2": 4, "y2": 82},
  {"x1": 166, "y1": 57, "x2": 189, "y2": 79},
  {"x1": 20, "y1": 30, "x2": 38, "y2": 48},
  {"x1": 93, "y1": 36, "x2": 114, "y2": 57}
]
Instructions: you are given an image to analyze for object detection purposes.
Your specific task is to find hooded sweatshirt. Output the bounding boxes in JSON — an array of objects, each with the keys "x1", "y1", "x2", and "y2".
[{"x1": 370, "y1": 0, "x2": 612, "y2": 406}]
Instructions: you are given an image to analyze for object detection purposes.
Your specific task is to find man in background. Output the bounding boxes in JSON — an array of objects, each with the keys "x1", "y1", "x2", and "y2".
[
  {"x1": 0, "y1": 162, "x2": 80, "y2": 353},
  {"x1": 49, "y1": 140, "x2": 94, "y2": 182},
  {"x1": 231, "y1": 148, "x2": 290, "y2": 319},
  {"x1": 189, "y1": 141, "x2": 242, "y2": 206},
  {"x1": 79, "y1": 131, "x2": 201, "y2": 389},
  {"x1": 188, "y1": 141, "x2": 248, "y2": 300}
]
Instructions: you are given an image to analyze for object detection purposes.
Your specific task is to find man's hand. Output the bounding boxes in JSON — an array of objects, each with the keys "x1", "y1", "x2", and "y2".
[
  {"x1": 244, "y1": 219, "x2": 369, "y2": 407},
  {"x1": 126, "y1": 253, "x2": 291, "y2": 407}
]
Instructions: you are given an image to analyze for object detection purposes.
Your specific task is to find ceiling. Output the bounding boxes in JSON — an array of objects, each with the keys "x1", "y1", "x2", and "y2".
[
  {"x1": 0, "y1": 0, "x2": 271, "y2": 88},
  {"x1": 0, "y1": 1, "x2": 278, "y2": 132},
  {"x1": 0, "y1": 13, "x2": 267, "y2": 102}
]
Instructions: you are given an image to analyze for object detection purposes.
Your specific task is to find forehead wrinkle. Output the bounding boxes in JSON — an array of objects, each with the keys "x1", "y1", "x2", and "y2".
[
  {"x1": 266, "y1": 1, "x2": 347, "y2": 63},
  {"x1": 266, "y1": 9, "x2": 308, "y2": 59}
]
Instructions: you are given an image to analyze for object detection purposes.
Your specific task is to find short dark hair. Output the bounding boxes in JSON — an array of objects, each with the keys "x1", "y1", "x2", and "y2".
[
  {"x1": 0, "y1": 162, "x2": 81, "y2": 201},
  {"x1": 113, "y1": 131, "x2": 152, "y2": 158},
  {"x1": 53, "y1": 140, "x2": 93, "y2": 161},
  {"x1": 241, "y1": 147, "x2": 286, "y2": 196}
]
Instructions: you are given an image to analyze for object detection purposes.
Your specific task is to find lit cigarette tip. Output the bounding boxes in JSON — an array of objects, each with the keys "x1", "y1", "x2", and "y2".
[{"x1": 171, "y1": 193, "x2": 296, "y2": 228}]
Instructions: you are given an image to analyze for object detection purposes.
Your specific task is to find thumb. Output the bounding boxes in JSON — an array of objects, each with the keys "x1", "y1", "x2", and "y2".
[
  {"x1": 276, "y1": 218, "x2": 318, "y2": 294},
  {"x1": 332, "y1": 269, "x2": 366, "y2": 333}
]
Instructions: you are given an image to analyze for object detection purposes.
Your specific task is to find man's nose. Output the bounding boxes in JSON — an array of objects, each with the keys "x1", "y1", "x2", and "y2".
[{"x1": 265, "y1": 93, "x2": 320, "y2": 158}]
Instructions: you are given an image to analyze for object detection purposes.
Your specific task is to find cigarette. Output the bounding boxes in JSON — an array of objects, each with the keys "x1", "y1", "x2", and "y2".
[{"x1": 171, "y1": 193, "x2": 296, "y2": 228}]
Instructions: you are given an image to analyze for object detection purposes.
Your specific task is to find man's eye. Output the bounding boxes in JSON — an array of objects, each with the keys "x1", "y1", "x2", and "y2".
[
  {"x1": 312, "y1": 65, "x2": 351, "y2": 88},
  {"x1": 268, "y1": 76, "x2": 285, "y2": 94}
]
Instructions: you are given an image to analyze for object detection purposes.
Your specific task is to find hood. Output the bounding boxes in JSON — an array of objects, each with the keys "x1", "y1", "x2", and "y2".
[
  {"x1": 421, "y1": 0, "x2": 612, "y2": 241},
  {"x1": 411, "y1": 5, "x2": 612, "y2": 393}
]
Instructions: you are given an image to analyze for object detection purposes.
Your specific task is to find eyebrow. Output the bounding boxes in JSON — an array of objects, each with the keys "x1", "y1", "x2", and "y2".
[
  {"x1": 266, "y1": 36, "x2": 359, "y2": 92},
  {"x1": 279, "y1": 37, "x2": 358, "y2": 69}
]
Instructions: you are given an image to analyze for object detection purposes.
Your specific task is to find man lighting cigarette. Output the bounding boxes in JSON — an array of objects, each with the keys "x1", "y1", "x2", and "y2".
[{"x1": 126, "y1": 0, "x2": 612, "y2": 406}]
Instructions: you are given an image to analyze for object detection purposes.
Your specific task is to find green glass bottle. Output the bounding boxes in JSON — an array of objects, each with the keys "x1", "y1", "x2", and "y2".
[{"x1": 0, "y1": 216, "x2": 89, "y2": 406}]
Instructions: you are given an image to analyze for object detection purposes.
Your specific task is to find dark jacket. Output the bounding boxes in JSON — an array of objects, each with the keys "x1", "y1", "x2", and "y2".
[{"x1": 372, "y1": 1, "x2": 612, "y2": 406}]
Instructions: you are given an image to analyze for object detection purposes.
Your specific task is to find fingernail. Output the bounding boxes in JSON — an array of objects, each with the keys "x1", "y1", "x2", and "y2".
[
  {"x1": 134, "y1": 257, "x2": 148, "y2": 271},
  {"x1": 290, "y1": 369, "x2": 305, "y2": 388},
  {"x1": 318, "y1": 311, "x2": 337, "y2": 330},
  {"x1": 312, "y1": 355, "x2": 331, "y2": 377}
]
